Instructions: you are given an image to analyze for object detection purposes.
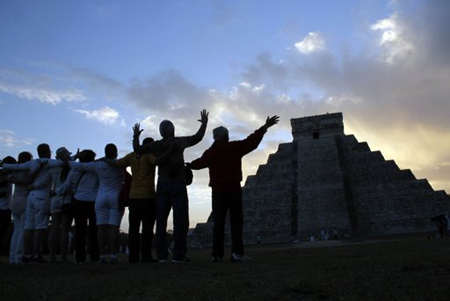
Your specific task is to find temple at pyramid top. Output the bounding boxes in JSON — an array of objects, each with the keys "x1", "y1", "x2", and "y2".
[{"x1": 291, "y1": 112, "x2": 344, "y2": 140}]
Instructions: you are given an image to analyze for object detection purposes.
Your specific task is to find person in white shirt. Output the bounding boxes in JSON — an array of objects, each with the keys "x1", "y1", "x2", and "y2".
[
  {"x1": 1, "y1": 143, "x2": 65, "y2": 263},
  {"x1": 42, "y1": 147, "x2": 74, "y2": 262},
  {"x1": 70, "y1": 144, "x2": 124, "y2": 263},
  {"x1": 58, "y1": 149, "x2": 99, "y2": 264},
  {"x1": 8, "y1": 152, "x2": 33, "y2": 264}
]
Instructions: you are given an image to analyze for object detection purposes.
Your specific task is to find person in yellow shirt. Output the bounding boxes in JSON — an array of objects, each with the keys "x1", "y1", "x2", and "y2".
[{"x1": 108, "y1": 137, "x2": 157, "y2": 263}]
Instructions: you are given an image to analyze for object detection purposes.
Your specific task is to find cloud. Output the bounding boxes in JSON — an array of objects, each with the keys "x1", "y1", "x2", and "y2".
[
  {"x1": 371, "y1": 13, "x2": 414, "y2": 63},
  {"x1": 396, "y1": 0, "x2": 450, "y2": 66},
  {"x1": 0, "y1": 68, "x2": 86, "y2": 104},
  {"x1": 74, "y1": 106, "x2": 122, "y2": 125},
  {"x1": 294, "y1": 32, "x2": 326, "y2": 54},
  {"x1": 0, "y1": 83, "x2": 86, "y2": 104},
  {"x1": 0, "y1": 130, "x2": 34, "y2": 148},
  {"x1": 125, "y1": 1, "x2": 450, "y2": 193},
  {"x1": 0, "y1": 65, "x2": 126, "y2": 107},
  {"x1": 128, "y1": 69, "x2": 211, "y2": 114},
  {"x1": 69, "y1": 67, "x2": 125, "y2": 101}
]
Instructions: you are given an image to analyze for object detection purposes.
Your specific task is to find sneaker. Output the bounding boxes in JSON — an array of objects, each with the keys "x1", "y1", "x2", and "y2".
[
  {"x1": 158, "y1": 259, "x2": 168, "y2": 263},
  {"x1": 172, "y1": 256, "x2": 191, "y2": 263},
  {"x1": 98, "y1": 257, "x2": 108, "y2": 264},
  {"x1": 32, "y1": 255, "x2": 48, "y2": 263},
  {"x1": 231, "y1": 253, "x2": 251, "y2": 262},
  {"x1": 212, "y1": 256, "x2": 222, "y2": 262}
]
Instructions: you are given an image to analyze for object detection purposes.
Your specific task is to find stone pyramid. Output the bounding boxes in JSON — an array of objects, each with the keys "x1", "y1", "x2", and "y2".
[{"x1": 190, "y1": 113, "x2": 450, "y2": 247}]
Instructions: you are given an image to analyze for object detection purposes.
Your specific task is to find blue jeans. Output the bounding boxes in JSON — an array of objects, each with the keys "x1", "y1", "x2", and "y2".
[{"x1": 155, "y1": 180, "x2": 189, "y2": 260}]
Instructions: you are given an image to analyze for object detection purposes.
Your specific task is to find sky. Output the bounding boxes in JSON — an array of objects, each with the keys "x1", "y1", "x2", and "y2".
[{"x1": 1, "y1": 0, "x2": 449, "y2": 232}]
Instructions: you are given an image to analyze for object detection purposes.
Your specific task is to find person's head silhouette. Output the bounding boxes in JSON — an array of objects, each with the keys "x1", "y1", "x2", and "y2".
[
  {"x1": 18, "y1": 151, "x2": 33, "y2": 163},
  {"x1": 37, "y1": 143, "x2": 51, "y2": 159},
  {"x1": 105, "y1": 143, "x2": 118, "y2": 159},
  {"x1": 159, "y1": 120, "x2": 175, "y2": 139},
  {"x1": 213, "y1": 126, "x2": 229, "y2": 142},
  {"x1": 79, "y1": 150, "x2": 96, "y2": 163},
  {"x1": 2, "y1": 156, "x2": 16, "y2": 164},
  {"x1": 56, "y1": 147, "x2": 71, "y2": 163},
  {"x1": 143, "y1": 137, "x2": 154, "y2": 145}
]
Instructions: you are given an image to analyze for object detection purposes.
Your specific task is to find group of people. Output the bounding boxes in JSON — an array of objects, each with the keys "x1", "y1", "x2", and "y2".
[{"x1": 0, "y1": 109, "x2": 279, "y2": 264}]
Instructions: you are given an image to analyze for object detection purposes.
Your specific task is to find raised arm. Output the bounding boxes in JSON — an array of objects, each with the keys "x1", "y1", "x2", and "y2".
[
  {"x1": 239, "y1": 115, "x2": 280, "y2": 156},
  {"x1": 260, "y1": 115, "x2": 279, "y2": 132},
  {"x1": 132, "y1": 123, "x2": 155, "y2": 154},
  {"x1": 184, "y1": 109, "x2": 209, "y2": 147}
]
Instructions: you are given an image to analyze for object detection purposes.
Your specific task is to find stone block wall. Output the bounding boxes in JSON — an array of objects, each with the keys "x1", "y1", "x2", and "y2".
[
  {"x1": 338, "y1": 134, "x2": 450, "y2": 235},
  {"x1": 294, "y1": 134, "x2": 353, "y2": 239},
  {"x1": 242, "y1": 143, "x2": 295, "y2": 244}
]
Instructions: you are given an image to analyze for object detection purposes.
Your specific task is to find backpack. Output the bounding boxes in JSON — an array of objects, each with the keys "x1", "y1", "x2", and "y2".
[{"x1": 185, "y1": 163, "x2": 193, "y2": 186}]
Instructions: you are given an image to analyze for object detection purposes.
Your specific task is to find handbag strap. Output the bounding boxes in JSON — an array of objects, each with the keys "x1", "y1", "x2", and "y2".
[{"x1": 74, "y1": 171, "x2": 86, "y2": 192}]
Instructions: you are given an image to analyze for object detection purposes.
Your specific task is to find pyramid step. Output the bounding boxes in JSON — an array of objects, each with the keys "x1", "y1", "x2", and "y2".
[{"x1": 346, "y1": 151, "x2": 385, "y2": 164}]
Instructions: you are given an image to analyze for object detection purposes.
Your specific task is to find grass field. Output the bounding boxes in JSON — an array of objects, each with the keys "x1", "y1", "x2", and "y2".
[{"x1": 1, "y1": 236, "x2": 450, "y2": 300}]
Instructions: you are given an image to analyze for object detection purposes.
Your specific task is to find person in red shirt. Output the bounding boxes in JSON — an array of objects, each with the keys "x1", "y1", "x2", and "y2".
[{"x1": 189, "y1": 115, "x2": 279, "y2": 262}]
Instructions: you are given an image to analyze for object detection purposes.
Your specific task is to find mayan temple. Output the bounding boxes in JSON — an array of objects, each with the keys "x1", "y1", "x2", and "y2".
[{"x1": 190, "y1": 113, "x2": 450, "y2": 246}]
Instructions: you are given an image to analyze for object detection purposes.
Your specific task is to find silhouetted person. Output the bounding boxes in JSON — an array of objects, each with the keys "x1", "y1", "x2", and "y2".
[
  {"x1": 133, "y1": 109, "x2": 209, "y2": 262},
  {"x1": 0, "y1": 156, "x2": 16, "y2": 258},
  {"x1": 58, "y1": 149, "x2": 99, "y2": 263},
  {"x1": 9, "y1": 152, "x2": 33, "y2": 263},
  {"x1": 70, "y1": 144, "x2": 124, "y2": 263},
  {"x1": 190, "y1": 115, "x2": 279, "y2": 262},
  {"x1": 44, "y1": 147, "x2": 73, "y2": 262},
  {"x1": 1, "y1": 143, "x2": 65, "y2": 263},
  {"x1": 105, "y1": 137, "x2": 158, "y2": 263}
]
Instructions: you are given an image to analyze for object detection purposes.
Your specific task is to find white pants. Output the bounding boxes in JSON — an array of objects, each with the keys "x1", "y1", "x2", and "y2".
[
  {"x1": 95, "y1": 191, "x2": 123, "y2": 226},
  {"x1": 10, "y1": 211, "x2": 26, "y2": 263},
  {"x1": 25, "y1": 191, "x2": 50, "y2": 230}
]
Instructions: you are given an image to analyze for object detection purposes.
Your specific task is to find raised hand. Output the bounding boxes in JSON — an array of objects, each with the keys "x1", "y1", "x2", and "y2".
[
  {"x1": 73, "y1": 148, "x2": 81, "y2": 160},
  {"x1": 133, "y1": 123, "x2": 144, "y2": 137},
  {"x1": 264, "y1": 115, "x2": 280, "y2": 129},
  {"x1": 198, "y1": 109, "x2": 209, "y2": 124}
]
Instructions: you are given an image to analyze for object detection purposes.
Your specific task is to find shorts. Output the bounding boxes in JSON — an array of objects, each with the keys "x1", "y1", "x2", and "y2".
[
  {"x1": 25, "y1": 192, "x2": 50, "y2": 230},
  {"x1": 95, "y1": 191, "x2": 123, "y2": 226}
]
